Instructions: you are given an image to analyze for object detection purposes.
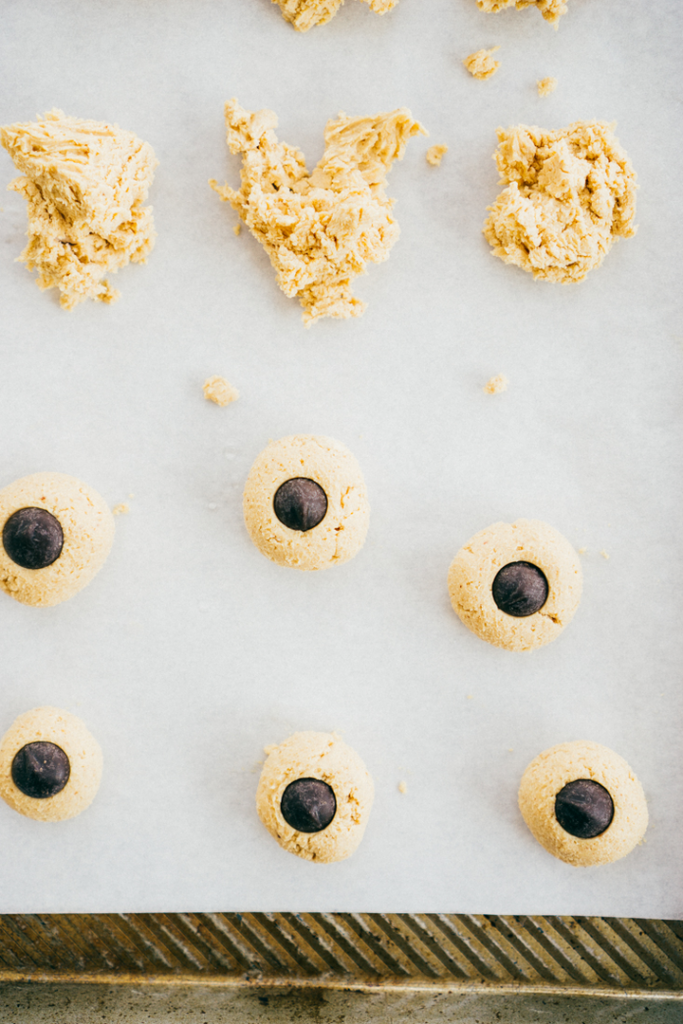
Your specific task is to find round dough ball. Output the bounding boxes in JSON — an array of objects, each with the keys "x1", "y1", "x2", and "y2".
[
  {"x1": 0, "y1": 472, "x2": 115, "y2": 607},
  {"x1": 518, "y1": 741, "x2": 648, "y2": 866},
  {"x1": 256, "y1": 732, "x2": 374, "y2": 863},
  {"x1": 0, "y1": 707, "x2": 103, "y2": 821},
  {"x1": 447, "y1": 519, "x2": 582, "y2": 651},
  {"x1": 243, "y1": 435, "x2": 369, "y2": 570}
]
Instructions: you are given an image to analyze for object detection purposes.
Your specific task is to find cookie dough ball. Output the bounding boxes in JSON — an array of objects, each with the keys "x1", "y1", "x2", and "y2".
[
  {"x1": 448, "y1": 519, "x2": 582, "y2": 651},
  {"x1": 0, "y1": 473, "x2": 115, "y2": 607},
  {"x1": 518, "y1": 741, "x2": 648, "y2": 866},
  {"x1": 0, "y1": 707, "x2": 103, "y2": 821},
  {"x1": 243, "y1": 436, "x2": 369, "y2": 571},
  {"x1": 256, "y1": 732, "x2": 374, "y2": 863}
]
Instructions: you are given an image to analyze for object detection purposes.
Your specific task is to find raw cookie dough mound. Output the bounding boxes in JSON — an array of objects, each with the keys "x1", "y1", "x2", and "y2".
[
  {"x1": 256, "y1": 731, "x2": 374, "y2": 862},
  {"x1": 210, "y1": 99, "x2": 425, "y2": 326},
  {"x1": 273, "y1": 0, "x2": 397, "y2": 32},
  {"x1": 448, "y1": 519, "x2": 582, "y2": 651},
  {"x1": 475, "y1": 0, "x2": 567, "y2": 28},
  {"x1": 518, "y1": 741, "x2": 648, "y2": 866},
  {"x1": 0, "y1": 109, "x2": 157, "y2": 308},
  {"x1": 243, "y1": 435, "x2": 369, "y2": 570},
  {"x1": 0, "y1": 472, "x2": 115, "y2": 607},
  {"x1": 483, "y1": 122, "x2": 637, "y2": 283},
  {"x1": 0, "y1": 707, "x2": 103, "y2": 821}
]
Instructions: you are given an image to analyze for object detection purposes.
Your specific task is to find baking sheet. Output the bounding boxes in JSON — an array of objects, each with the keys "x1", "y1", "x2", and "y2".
[{"x1": 0, "y1": 0, "x2": 682, "y2": 916}]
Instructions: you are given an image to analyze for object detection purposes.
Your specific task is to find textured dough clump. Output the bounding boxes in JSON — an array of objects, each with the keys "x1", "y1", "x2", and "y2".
[
  {"x1": 273, "y1": 0, "x2": 397, "y2": 31},
  {"x1": 256, "y1": 732, "x2": 374, "y2": 862},
  {"x1": 0, "y1": 109, "x2": 157, "y2": 309},
  {"x1": 0, "y1": 707, "x2": 103, "y2": 822},
  {"x1": 463, "y1": 47, "x2": 500, "y2": 80},
  {"x1": 203, "y1": 375, "x2": 240, "y2": 406},
  {"x1": 537, "y1": 77, "x2": 558, "y2": 97},
  {"x1": 243, "y1": 435, "x2": 369, "y2": 570},
  {"x1": 210, "y1": 99, "x2": 425, "y2": 326},
  {"x1": 448, "y1": 519, "x2": 582, "y2": 651},
  {"x1": 518, "y1": 741, "x2": 648, "y2": 866},
  {"x1": 484, "y1": 373, "x2": 508, "y2": 394},
  {"x1": 426, "y1": 145, "x2": 448, "y2": 167},
  {"x1": 0, "y1": 472, "x2": 115, "y2": 607},
  {"x1": 475, "y1": 0, "x2": 567, "y2": 28},
  {"x1": 483, "y1": 121, "x2": 637, "y2": 283}
]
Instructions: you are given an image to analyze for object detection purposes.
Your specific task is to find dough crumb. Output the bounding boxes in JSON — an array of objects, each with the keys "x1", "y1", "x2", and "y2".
[
  {"x1": 463, "y1": 46, "x2": 501, "y2": 80},
  {"x1": 211, "y1": 99, "x2": 425, "y2": 326},
  {"x1": 203, "y1": 375, "x2": 240, "y2": 406},
  {"x1": 426, "y1": 144, "x2": 448, "y2": 167},
  {"x1": 272, "y1": 0, "x2": 398, "y2": 32},
  {"x1": 398, "y1": 780, "x2": 408, "y2": 794},
  {"x1": 233, "y1": 223, "x2": 241, "y2": 236},
  {"x1": 112, "y1": 503, "x2": 129, "y2": 516},
  {"x1": 578, "y1": 547, "x2": 587, "y2": 554},
  {"x1": 484, "y1": 373, "x2": 508, "y2": 394},
  {"x1": 537, "y1": 77, "x2": 558, "y2": 96},
  {"x1": 601, "y1": 550, "x2": 610, "y2": 560},
  {"x1": 475, "y1": 0, "x2": 567, "y2": 28},
  {"x1": 0, "y1": 110, "x2": 157, "y2": 309},
  {"x1": 483, "y1": 121, "x2": 637, "y2": 284}
]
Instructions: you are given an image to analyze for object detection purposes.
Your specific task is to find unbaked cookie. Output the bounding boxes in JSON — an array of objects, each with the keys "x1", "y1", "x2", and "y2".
[
  {"x1": 518, "y1": 741, "x2": 648, "y2": 866},
  {"x1": 448, "y1": 519, "x2": 582, "y2": 651},
  {"x1": 0, "y1": 109, "x2": 156, "y2": 309},
  {"x1": 256, "y1": 731, "x2": 374, "y2": 863},
  {"x1": 210, "y1": 99, "x2": 425, "y2": 326},
  {"x1": 483, "y1": 122, "x2": 637, "y2": 283},
  {"x1": 0, "y1": 472, "x2": 115, "y2": 607},
  {"x1": 0, "y1": 707, "x2": 103, "y2": 822},
  {"x1": 243, "y1": 435, "x2": 369, "y2": 571},
  {"x1": 475, "y1": 0, "x2": 567, "y2": 28},
  {"x1": 272, "y1": 0, "x2": 397, "y2": 32}
]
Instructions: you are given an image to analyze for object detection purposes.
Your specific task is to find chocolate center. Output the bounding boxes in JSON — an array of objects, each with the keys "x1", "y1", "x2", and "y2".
[
  {"x1": 273, "y1": 478, "x2": 328, "y2": 532},
  {"x1": 11, "y1": 741, "x2": 71, "y2": 799},
  {"x1": 555, "y1": 778, "x2": 614, "y2": 839},
  {"x1": 492, "y1": 561, "x2": 548, "y2": 617},
  {"x1": 3, "y1": 507, "x2": 64, "y2": 569},
  {"x1": 280, "y1": 778, "x2": 337, "y2": 833}
]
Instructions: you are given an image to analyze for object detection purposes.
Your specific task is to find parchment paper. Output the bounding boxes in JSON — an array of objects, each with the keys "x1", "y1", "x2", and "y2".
[{"x1": 0, "y1": 0, "x2": 682, "y2": 915}]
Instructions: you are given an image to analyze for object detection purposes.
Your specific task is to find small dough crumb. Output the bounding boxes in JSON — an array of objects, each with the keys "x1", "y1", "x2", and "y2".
[
  {"x1": 112, "y1": 503, "x2": 129, "y2": 516},
  {"x1": 578, "y1": 547, "x2": 587, "y2": 554},
  {"x1": 484, "y1": 373, "x2": 508, "y2": 394},
  {"x1": 475, "y1": 0, "x2": 567, "y2": 28},
  {"x1": 426, "y1": 144, "x2": 448, "y2": 167},
  {"x1": 272, "y1": 0, "x2": 397, "y2": 32},
  {"x1": 601, "y1": 550, "x2": 610, "y2": 560},
  {"x1": 233, "y1": 223, "x2": 241, "y2": 236},
  {"x1": 483, "y1": 121, "x2": 637, "y2": 283},
  {"x1": 203, "y1": 375, "x2": 240, "y2": 407},
  {"x1": 537, "y1": 77, "x2": 558, "y2": 97},
  {"x1": 463, "y1": 47, "x2": 500, "y2": 80},
  {"x1": 0, "y1": 110, "x2": 156, "y2": 309},
  {"x1": 210, "y1": 99, "x2": 425, "y2": 326},
  {"x1": 398, "y1": 780, "x2": 408, "y2": 794}
]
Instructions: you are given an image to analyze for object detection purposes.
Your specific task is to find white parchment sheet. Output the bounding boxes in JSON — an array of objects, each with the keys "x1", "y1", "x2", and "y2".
[{"x1": 0, "y1": 0, "x2": 682, "y2": 915}]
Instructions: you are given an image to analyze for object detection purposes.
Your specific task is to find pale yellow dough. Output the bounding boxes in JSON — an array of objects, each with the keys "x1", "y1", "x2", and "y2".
[
  {"x1": 475, "y1": 0, "x2": 567, "y2": 28},
  {"x1": 483, "y1": 121, "x2": 637, "y2": 283},
  {"x1": 426, "y1": 145, "x2": 448, "y2": 167},
  {"x1": 203, "y1": 375, "x2": 240, "y2": 407},
  {"x1": 484, "y1": 373, "x2": 508, "y2": 394},
  {"x1": 0, "y1": 109, "x2": 157, "y2": 309},
  {"x1": 272, "y1": 0, "x2": 396, "y2": 32},
  {"x1": 210, "y1": 99, "x2": 425, "y2": 326},
  {"x1": 0, "y1": 472, "x2": 115, "y2": 607},
  {"x1": 448, "y1": 519, "x2": 582, "y2": 651},
  {"x1": 537, "y1": 77, "x2": 558, "y2": 97},
  {"x1": 243, "y1": 435, "x2": 369, "y2": 570},
  {"x1": 256, "y1": 732, "x2": 374, "y2": 863},
  {"x1": 0, "y1": 707, "x2": 103, "y2": 822},
  {"x1": 518, "y1": 741, "x2": 648, "y2": 866},
  {"x1": 463, "y1": 47, "x2": 500, "y2": 80}
]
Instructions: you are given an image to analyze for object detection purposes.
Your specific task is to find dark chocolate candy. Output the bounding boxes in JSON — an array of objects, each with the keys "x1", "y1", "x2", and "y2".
[
  {"x1": 273, "y1": 478, "x2": 328, "y2": 532},
  {"x1": 492, "y1": 561, "x2": 548, "y2": 617},
  {"x1": 555, "y1": 778, "x2": 614, "y2": 839},
  {"x1": 3, "y1": 507, "x2": 64, "y2": 569},
  {"x1": 280, "y1": 777, "x2": 337, "y2": 833},
  {"x1": 11, "y1": 741, "x2": 71, "y2": 799}
]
